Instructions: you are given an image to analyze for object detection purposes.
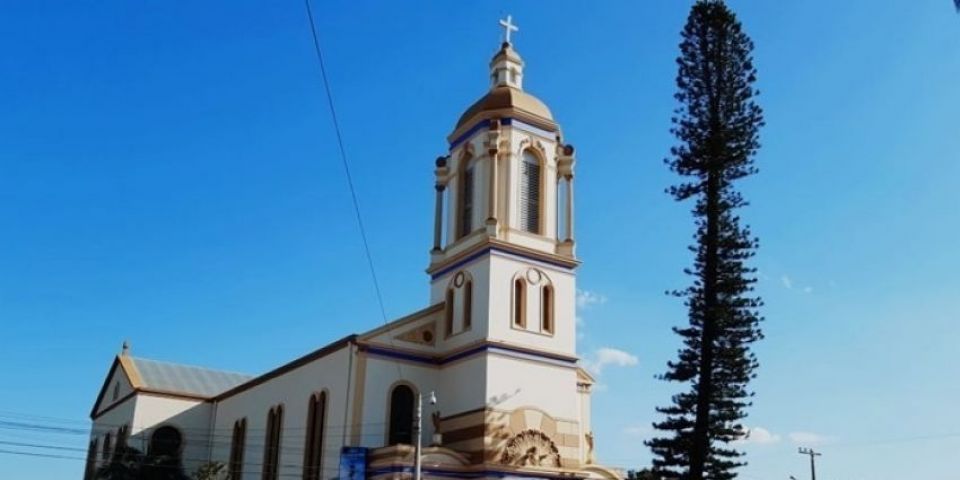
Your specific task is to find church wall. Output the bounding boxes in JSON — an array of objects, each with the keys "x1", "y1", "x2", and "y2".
[
  {"x1": 485, "y1": 354, "x2": 579, "y2": 420},
  {"x1": 355, "y1": 355, "x2": 440, "y2": 447},
  {"x1": 430, "y1": 257, "x2": 491, "y2": 350},
  {"x1": 94, "y1": 364, "x2": 135, "y2": 417},
  {"x1": 210, "y1": 345, "x2": 354, "y2": 480},
  {"x1": 130, "y1": 394, "x2": 212, "y2": 474},
  {"x1": 485, "y1": 354, "x2": 583, "y2": 468},
  {"x1": 90, "y1": 394, "x2": 137, "y2": 471},
  {"x1": 487, "y1": 254, "x2": 576, "y2": 355},
  {"x1": 499, "y1": 125, "x2": 560, "y2": 250}
]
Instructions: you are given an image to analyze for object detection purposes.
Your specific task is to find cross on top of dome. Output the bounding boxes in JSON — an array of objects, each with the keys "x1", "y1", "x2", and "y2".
[{"x1": 499, "y1": 15, "x2": 518, "y2": 44}]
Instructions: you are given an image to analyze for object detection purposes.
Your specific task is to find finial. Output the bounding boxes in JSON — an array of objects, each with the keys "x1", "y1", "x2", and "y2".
[
  {"x1": 435, "y1": 156, "x2": 448, "y2": 168},
  {"x1": 121, "y1": 340, "x2": 130, "y2": 356},
  {"x1": 499, "y1": 15, "x2": 518, "y2": 45}
]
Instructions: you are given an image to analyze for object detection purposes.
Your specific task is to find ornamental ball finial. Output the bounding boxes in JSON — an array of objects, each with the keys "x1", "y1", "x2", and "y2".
[{"x1": 435, "y1": 156, "x2": 448, "y2": 168}]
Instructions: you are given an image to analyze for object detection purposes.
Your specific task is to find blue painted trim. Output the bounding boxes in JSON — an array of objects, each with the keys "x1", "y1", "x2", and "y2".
[
  {"x1": 363, "y1": 343, "x2": 577, "y2": 367},
  {"x1": 448, "y1": 118, "x2": 521, "y2": 150},
  {"x1": 430, "y1": 245, "x2": 574, "y2": 281},
  {"x1": 364, "y1": 346, "x2": 434, "y2": 364},
  {"x1": 368, "y1": 465, "x2": 584, "y2": 480},
  {"x1": 449, "y1": 120, "x2": 490, "y2": 150}
]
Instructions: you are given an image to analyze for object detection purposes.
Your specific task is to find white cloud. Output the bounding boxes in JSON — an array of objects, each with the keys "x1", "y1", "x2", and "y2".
[
  {"x1": 781, "y1": 275, "x2": 793, "y2": 289},
  {"x1": 623, "y1": 424, "x2": 650, "y2": 437},
  {"x1": 803, "y1": 286, "x2": 813, "y2": 294},
  {"x1": 576, "y1": 289, "x2": 608, "y2": 309},
  {"x1": 583, "y1": 347, "x2": 639, "y2": 375},
  {"x1": 789, "y1": 431, "x2": 829, "y2": 446},
  {"x1": 742, "y1": 426, "x2": 782, "y2": 445}
]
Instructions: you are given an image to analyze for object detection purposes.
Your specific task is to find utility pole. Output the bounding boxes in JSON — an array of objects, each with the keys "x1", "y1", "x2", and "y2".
[{"x1": 798, "y1": 447, "x2": 821, "y2": 480}]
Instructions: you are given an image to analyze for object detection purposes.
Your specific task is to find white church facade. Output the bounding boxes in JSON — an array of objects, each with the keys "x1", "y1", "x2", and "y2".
[{"x1": 85, "y1": 19, "x2": 623, "y2": 480}]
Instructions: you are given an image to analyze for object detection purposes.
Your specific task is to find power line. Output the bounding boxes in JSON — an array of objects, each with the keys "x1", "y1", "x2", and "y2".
[{"x1": 302, "y1": 0, "x2": 388, "y2": 326}]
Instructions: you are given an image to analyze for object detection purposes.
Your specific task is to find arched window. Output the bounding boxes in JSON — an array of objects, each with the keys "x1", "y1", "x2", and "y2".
[
  {"x1": 84, "y1": 438, "x2": 98, "y2": 480},
  {"x1": 388, "y1": 385, "x2": 415, "y2": 445},
  {"x1": 513, "y1": 279, "x2": 526, "y2": 328},
  {"x1": 520, "y1": 150, "x2": 542, "y2": 234},
  {"x1": 445, "y1": 289, "x2": 455, "y2": 337},
  {"x1": 116, "y1": 424, "x2": 129, "y2": 449},
  {"x1": 149, "y1": 426, "x2": 183, "y2": 458},
  {"x1": 229, "y1": 418, "x2": 246, "y2": 480},
  {"x1": 262, "y1": 405, "x2": 284, "y2": 480},
  {"x1": 458, "y1": 161, "x2": 476, "y2": 238},
  {"x1": 463, "y1": 281, "x2": 473, "y2": 330},
  {"x1": 102, "y1": 433, "x2": 112, "y2": 461},
  {"x1": 112, "y1": 382, "x2": 119, "y2": 401},
  {"x1": 303, "y1": 393, "x2": 327, "y2": 480},
  {"x1": 542, "y1": 285, "x2": 554, "y2": 334}
]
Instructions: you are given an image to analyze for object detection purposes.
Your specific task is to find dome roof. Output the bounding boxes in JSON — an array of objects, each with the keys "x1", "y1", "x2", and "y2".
[{"x1": 454, "y1": 86, "x2": 554, "y2": 131}]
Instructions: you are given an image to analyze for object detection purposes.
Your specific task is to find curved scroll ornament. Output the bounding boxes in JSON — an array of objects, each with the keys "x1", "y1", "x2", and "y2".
[{"x1": 500, "y1": 429, "x2": 561, "y2": 468}]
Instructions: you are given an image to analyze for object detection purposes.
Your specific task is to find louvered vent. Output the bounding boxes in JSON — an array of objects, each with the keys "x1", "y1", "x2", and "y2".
[{"x1": 520, "y1": 153, "x2": 541, "y2": 234}]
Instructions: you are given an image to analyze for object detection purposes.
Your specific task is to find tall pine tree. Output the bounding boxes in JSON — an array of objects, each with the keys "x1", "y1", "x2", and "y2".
[{"x1": 646, "y1": 2, "x2": 764, "y2": 479}]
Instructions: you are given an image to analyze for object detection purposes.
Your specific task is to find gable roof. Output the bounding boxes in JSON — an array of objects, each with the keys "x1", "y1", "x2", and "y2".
[
  {"x1": 127, "y1": 356, "x2": 253, "y2": 398},
  {"x1": 91, "y1": 354, "x2": 254, "y2": 419}
]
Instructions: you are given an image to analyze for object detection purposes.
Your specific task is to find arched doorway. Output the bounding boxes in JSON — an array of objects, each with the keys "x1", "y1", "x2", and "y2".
[{"x1": 387, "y1": 384, "x2": 415, "y2": 445}]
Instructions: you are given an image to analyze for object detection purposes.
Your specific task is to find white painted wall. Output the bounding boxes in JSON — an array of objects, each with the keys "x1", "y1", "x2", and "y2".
[
  {"x1": 90, "y1": 395, "x2": 137, "y2": 471},
  {"x1": 485, "y1": 354, "x2": 580, "y2": 420},
  {"x1": 211, "y1": 345, "x2": 354, "y2": 480},
  {"x1": 130, "y1": 395, "x2": 212, "y2": 474},
  {"x1": 487, "y1": 254, "x2": 576, "y2": 355}
]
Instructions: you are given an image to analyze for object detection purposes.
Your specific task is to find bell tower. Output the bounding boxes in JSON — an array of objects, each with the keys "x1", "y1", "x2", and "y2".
[{"x1": 427, "y1": 18, "x2": 579, "y2": 356}]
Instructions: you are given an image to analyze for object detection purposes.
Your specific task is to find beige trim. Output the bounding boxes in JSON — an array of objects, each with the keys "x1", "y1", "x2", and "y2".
[
  {"x1": 358, "y1": 304, "x2": 444, "y2": 341},
  {"x1": 117, "y1": 355, "x2": 143, "y2": 389},
  {"x1": 428, "y1": 237, "x2": 580, "y2": 276},
  {"x1": 349, "y1": 350, "x2": 368, "y2": 445}
]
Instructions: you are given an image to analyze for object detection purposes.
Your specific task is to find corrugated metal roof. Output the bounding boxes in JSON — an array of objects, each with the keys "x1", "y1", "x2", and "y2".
[{"x1": 129, "y1": 357, "x2": 253, "y2": 398}]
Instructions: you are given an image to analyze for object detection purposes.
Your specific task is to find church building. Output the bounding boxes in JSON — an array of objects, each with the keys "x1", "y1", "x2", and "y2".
[{"x1": 85, "y1": 18, "x2": 623, "y2": 480}]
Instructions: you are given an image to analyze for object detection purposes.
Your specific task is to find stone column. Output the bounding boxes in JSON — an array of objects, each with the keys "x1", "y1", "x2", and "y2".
[
  {"x1": 565, "y1": 174, "x2": 575, "y2": 243},
  {"x1": 485, "y1": 120, "x2": 502, "y2": 235},
  {"x1": 432, "y1": 156, "x2": 449, "y2": 252}
]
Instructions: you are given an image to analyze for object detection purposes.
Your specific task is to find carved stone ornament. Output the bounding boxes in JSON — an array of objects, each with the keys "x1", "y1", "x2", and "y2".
[{"x1": 500, "y1": 429, "x2": 561, "y2": 468}]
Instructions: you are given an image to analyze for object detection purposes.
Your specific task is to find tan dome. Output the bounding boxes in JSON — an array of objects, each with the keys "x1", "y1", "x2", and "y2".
[{"x1": 454, "y1": 86, "x2": 554, "y2": 130}]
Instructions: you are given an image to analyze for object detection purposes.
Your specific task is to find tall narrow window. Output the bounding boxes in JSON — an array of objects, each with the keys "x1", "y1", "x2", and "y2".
[
  {"x1": 445, "y1": 289, "x2": 455, "y2": 337},
  {"x1": 463, "y1": 281, "x2": 473, "y2": 330},
  {"x1": 542, "y1": 285, "x2": 554, "y2": 334},
  {"x1": 102, "y1": 433, "x2": 112, "y2": 461},
  {"x1": 513, "y1": 279, "x2": 526, "y2": 328},
  {"x1": 459, "y1": 165, "x2": 475, "y2": 238},
  {"x1": 520, "y1": 151, "x2": 542, "y2": 234},
  {"x1": 388, "y1": 385, "x2": 415, "y2": 445},
  {"x1": 303, "y1": 393, "x2": 327, "y2": 480},
  {"x1": 84, "y1": 438, "x2": 98, "y2": 480},
  {"x1": 229, "y1": 419, "x2": 246, "y2": 480},
  {"x1": 263, "y1": 405, "x2": 284, "y2": 480},
  {"x1": 117, "y1": 425, "x2": 129, "y2": 449}
]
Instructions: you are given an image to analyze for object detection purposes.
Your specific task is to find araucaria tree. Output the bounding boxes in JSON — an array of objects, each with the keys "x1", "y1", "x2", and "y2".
[{"x1": 646, "y1": 2, "x2": 765, "y2": 480}]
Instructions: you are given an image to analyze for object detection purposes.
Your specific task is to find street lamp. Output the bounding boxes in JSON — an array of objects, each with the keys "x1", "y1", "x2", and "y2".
[{"x1": 414, "y1": 391, "x2": 437, "y2": 480}]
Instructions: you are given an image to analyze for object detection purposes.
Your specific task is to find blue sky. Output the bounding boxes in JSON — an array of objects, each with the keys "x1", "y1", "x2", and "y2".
[{"x1": 1, "y1": 1, "x2": 958, "y2": 479}]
